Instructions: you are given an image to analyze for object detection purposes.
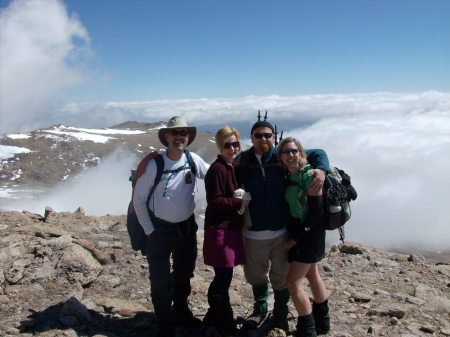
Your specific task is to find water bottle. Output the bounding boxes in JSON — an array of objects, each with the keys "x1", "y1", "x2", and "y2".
[
  {"x1": 328, "y1": 205, "x2": 342, "y2": 230},
  {"x1": 329, "y1": 205, "x2": 342, "y2": 213}
]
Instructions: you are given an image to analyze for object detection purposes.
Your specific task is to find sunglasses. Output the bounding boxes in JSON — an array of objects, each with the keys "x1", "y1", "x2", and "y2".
[
  {"x1": 223, "y1": 141, "x2": 240, "y2": 149},
  {"x1": 169, "y1": 129, "x2": 188, "y2": 137},
  {"x1": 253, "y1": 133, "x2": 273, "y2": 139},
  {"x1": 281, "y1": 149, "x2": 299, "y2": 155}
]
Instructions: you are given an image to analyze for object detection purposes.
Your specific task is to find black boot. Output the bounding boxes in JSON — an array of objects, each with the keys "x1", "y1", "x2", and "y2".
[
  {"x1": 296, "y1": 314, "x2": 317, "y2": 337},
  {"x1": 212, "y1": 294, "x2": 236, "y2": 335},
  {"x1": 312, "y1": 300, "x2": 330, "y2": 335},
  {"x1": 173, "y1": 302, "x2": 202, "y2": 329},
  {"x1": 273, "y1": 288, "x2": 290, "y2": 332},
  {"x1": 242, "y1": 284, "x2": 269, "y2": 330}
]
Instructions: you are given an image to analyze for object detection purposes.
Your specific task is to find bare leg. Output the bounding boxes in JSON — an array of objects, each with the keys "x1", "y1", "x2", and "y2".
[
  {"x1": 286, "y1": 261, "x2": 312, "y2": 316},
  {"x1": 305, "y1": 264, "x2": 328, "y2": 303}
]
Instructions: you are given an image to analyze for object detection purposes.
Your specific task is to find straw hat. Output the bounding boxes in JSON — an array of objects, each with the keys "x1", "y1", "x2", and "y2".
[{"x1": 158, "y1": 116, "x2": 197, "y2": 147}]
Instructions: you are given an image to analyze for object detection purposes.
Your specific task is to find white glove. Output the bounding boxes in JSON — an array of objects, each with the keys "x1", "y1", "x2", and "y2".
[
  {"x1": 234, "y1": 189, "x2": 251, "y2": 215},
  {"x1": 234, "y1": 188, "x2": 245, "y2": 199}
]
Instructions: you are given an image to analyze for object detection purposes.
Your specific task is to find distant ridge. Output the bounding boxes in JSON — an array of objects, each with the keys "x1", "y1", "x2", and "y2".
[
  {"x1": 109, "y1": 120, "x2": 164, "y2": 130},
  {"x1": 0, "y1": 122, "x2": 217, "y2": 190}
]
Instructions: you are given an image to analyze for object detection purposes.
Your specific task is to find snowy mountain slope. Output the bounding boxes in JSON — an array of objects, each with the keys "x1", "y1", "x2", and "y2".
[{"x1": 0, "y1": 122, "x2": 217, "y2": 202}]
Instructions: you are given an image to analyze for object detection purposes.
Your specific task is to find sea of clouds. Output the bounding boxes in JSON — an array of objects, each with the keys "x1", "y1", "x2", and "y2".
[
  {"x1": 1, "y1": 0, "x2": 449, "y2": 251},
  {"x1": 2, "y1": 94, "x2": 450, "y2": 252}
]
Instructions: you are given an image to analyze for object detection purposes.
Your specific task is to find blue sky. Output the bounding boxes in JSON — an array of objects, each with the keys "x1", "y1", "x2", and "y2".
[
  {"x1": 2, "y1": 0, "x2": 448, "y2": 103},
  {"x1": 65, "y1": 0, "x2": 450, "y2": 100}
]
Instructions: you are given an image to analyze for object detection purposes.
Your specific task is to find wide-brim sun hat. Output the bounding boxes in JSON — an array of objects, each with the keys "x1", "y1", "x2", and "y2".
[{"x1": 158, "y1": 116, "x2": 197, "y2": 147}]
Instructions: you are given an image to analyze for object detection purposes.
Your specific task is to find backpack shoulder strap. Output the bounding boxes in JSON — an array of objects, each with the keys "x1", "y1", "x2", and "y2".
[
  {"x1": 131, "y1": 151, "x2": 159, "y2": 188},
  {"x1": 184, "y1": 149, "x2": 198, "y2": 176},
  {"x1": 147, "y1": 154, "x2": 164, "y2": 204}
]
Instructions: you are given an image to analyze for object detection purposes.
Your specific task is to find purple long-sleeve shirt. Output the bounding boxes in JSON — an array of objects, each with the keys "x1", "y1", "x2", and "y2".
[{"x1": 204, "y1": 155, "x2": 244, "y2": 230}]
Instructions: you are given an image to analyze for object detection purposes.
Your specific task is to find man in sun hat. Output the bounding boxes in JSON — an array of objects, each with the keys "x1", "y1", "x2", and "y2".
[
  {"x1": 157, "y1": 115, "x2": 198, "y2": 147},
  {"x1": 133, "y1": 116, "x2": 209, "y2": 337},
  {"x1": 236, "y1": 114, "x2": 329, "y2": 334}
]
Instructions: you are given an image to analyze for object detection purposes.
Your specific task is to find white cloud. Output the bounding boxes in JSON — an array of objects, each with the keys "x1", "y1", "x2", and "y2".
[
  {"x1": 3, "y1": 148, "x2": 136, "y2": 216},
  {"x1": 0, "y1": 0, "x2": 90, "y2": 134},
  {"x1": 42, "y1": 91, "x2": 450, "y2": 131},
  {"x1": 3, "y1": 91, "x2": 450, "y2": 252},
  {"x1": 290, "y1": 106, "x2": 450, "y2": 251}
]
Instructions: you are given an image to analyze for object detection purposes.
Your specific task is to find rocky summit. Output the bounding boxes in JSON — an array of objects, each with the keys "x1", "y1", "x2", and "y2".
[{"x1": 0, "y1": 209, "x2": 449, "y2": 337}]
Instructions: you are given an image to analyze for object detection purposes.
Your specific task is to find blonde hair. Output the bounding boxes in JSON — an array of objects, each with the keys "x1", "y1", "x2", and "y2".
[
  {"x1": 215, "y1": 126, "x2": 241, "y2": 150},
  {"x1": 277, "y1": 137, "x2": 308, "y2": 168}
]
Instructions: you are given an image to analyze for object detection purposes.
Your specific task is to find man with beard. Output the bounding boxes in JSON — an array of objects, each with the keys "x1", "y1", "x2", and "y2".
[
  {"x1": 237, "y1": 118, "x2": 329, "y2": 333},
  {"x1": 133, "y1": 116, "x2": 209, "y2": 337}
]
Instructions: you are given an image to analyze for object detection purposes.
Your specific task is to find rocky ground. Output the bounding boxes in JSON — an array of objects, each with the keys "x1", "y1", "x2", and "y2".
[{"x1": 1, "y1": 209, "x2": 449, "y2": 337}]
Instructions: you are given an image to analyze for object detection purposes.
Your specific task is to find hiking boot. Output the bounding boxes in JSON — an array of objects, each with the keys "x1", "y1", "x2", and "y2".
[
  {"x1": 156, "y1": 331, "x2": 175, "y2": 337},
  {"x1": 174, "y1": 307, "x2": 202, "y2": 329},
  {"x1": 216, "y1": 315, "x2": 237, "y2": 336},
  {"x1": 273, "y1": 288, "x2": 290, "y2": 332},
  {"x1": 312, "y1": 300, "x2": 330, "y2": 335},
  {"x1": 203, "y1": 309, "x2": 214, "y2": 328},
  {"x1": 251, "y1": 284, "x2": 269, "y2": 317},
  {"x1": 203, "y1": 325, "x2": 220, "y2": 337},
  {"x1": 156, "y1": 323, "x2": 176, "y2": 337},
  {"x1": 242, "y1": 312, "x2": 268, "y2": 330},
  {"x1": 295, "y1": 314, "x2": 317, "y2": 337},
  {"x1": 274, "y1": 315, "x2": 289, "y2": 333},
  {"x1": 219, "y1": 324, "x2": 238, "y2": 337},
  {"x1": 241, "y1": 283, "x2": 269, "y2": 331}
]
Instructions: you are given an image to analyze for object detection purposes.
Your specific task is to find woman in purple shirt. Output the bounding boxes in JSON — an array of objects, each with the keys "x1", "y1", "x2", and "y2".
[{"x1": 203, "y1": 126, "x2": 249, "y2": 336}]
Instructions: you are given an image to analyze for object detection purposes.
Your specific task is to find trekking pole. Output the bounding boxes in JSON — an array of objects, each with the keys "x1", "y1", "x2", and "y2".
[
  {"x1": 274, "y1": 125, "x2": 278, "y2": 146},
  {"x1": 339, "y1": 227, "x2": 345, "y2": 243}
]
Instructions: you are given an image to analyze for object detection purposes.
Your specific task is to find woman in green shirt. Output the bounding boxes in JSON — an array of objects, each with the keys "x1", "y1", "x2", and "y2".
[{"x1": 277, "y1": 137, "x2": 330, "y2": 337}]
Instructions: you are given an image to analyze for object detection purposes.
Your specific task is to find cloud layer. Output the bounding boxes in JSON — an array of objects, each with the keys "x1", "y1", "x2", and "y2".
[
  {"x1": 31, "y1": 91, "x2": 450, "y2": 132},
  {"x1": 0, "y1": 0, "x2": 90, "y2": 134},
  {"x1": 4, "y1": 148, "x2": 137, "y2": 217},
  {"x1": 289, "y1": 104, "x2": 450, "y2": 251},
  {"x1": 5, "y1": 92, "x2": 450, "y2": 252}
]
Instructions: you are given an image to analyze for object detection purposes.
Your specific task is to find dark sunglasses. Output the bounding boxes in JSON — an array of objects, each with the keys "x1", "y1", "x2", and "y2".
[
  {"x1": 223, "y1": 141, "x2": 240, "y2": 149},
  {"x1": 253, "y1": 133, "x2": 273, "y2": 139},
  {"x1": 281, "y1": 149, "x2": 299, "y2": 155},
  {"x1": 169, "y1": 129, "x2": 188, "y2": 137}
]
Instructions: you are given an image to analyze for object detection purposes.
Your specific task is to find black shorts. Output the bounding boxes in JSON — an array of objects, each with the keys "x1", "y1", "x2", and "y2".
[{"x1": 288, "y1": 226, "x2": 326, "y2": 264}]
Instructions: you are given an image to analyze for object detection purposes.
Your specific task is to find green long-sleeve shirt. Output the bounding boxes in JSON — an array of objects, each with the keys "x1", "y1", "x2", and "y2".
[{"x1": 285, "y1": 164, "x2": 315, "y2": 222}]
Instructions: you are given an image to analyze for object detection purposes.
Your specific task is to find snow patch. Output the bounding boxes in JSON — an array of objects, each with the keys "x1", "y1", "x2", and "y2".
[
  {"x1": 7, "y1": 133, "x2": 31, "y2": 139},
  {"x1": 43, "y1": 129, "x2": 113, "y2": 143},
  {"x1": 65, "y1": 126, "x2": 145, "y2": 135},
  {"x1": 0, "y1": 145, "x2": 32, "y2": 159},
  {"x1": 10, "y1": 169, "x2": 23, "y2": 181}
]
